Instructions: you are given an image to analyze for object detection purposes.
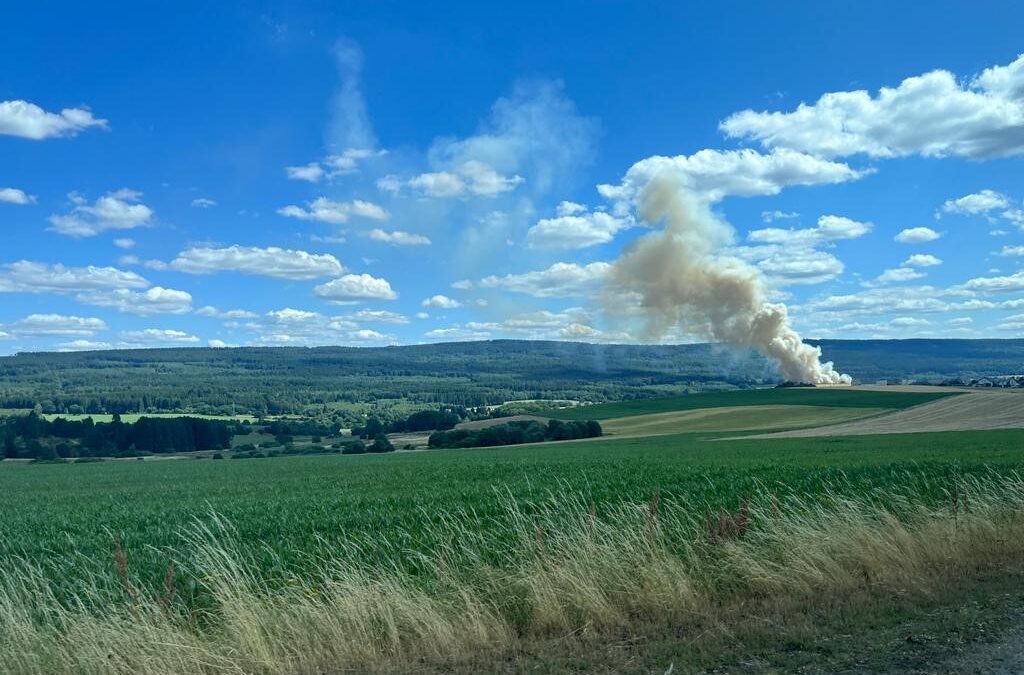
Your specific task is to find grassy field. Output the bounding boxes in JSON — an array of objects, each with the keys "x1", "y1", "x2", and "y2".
[{"x1": 546, "y1": 387, "x2": 957, "y2": 420}]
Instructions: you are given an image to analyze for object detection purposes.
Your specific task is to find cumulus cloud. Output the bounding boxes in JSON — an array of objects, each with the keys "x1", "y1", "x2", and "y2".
[
  {"x1": 480, "y1": 261, "x2": 612, "y2": 297},
  {"x1": 0, "y1": 187, "x2": 35, "y2": 205},
  {"x1": 961, "y1": 270, "x2": 1024, "y2": 293},
  {"x1": 208, "y1": 339, "x2": 229, "y2": 348},
  {"x1": 367, "y1": 229, "x2": 431, "y2": 245},
  {"x1": 191, "y1": 197, "x2": 217, "y2": 208},
  {"x1": 421, "y1": 294, "x2": 461, "y2": 309},
  {"x1": 903, "y1": 254, "x2": 943, "y2": 267},
  {"x1": 314, "y1": 273, "x2": 397, "y2": 302},
  {"x1": 195, "y1": 306, "x2": 258, "y2": 320},
  {"x1": 865, "y1": 267, "x2": 926, "y2": 286},
  {"x1": 0, "y1": 261, "x2": 149, "y2": 294},
  {"x1": 748, "y1": 214, "x2": 871, "y2": 246},
  {"x1": 997, "y1": 245, "x2": 1024, "y2": 257},
  {"x1": 1, "y1": 314, "x2": 106, "y2": 337},
  {"x1": 406, "y1": 160, "x2": 523, "y2": 198},
  {"x1": 77, "y1": 286, "x2": 193, "y2": 315},
  {"x1": 895, "y1": 227, "x2": 941, "y2": 243},
  {"x1": 277, "y1": 197, "x2": 388, "y2": 224},
  {"x1": 241, "y1": 307, "x2": 394, "y2": 346},
  {"x1": 0, "y1": 99, "x2": 107, "y2": 139},
  {"x1": 113, "y1": 238, "x2": 135, "y2": 249},
  {"x1": 286, "y1": 149, "x2": 386, "y2": 182},
  {"x1": 341, "y1": 309, "x2": 409, "y2": 324},
  {"x1": 733, "y1": 246, "x2": 845, "y2": 285},
  {"x1": 761, "y1": 210, "x2": 799, "y2": 223},
  {"x1": 169, "y1": 245, "x2": 343, "y2": 279},
  {"x1": 120, "y1": 329, "x2": 200, "y2": 345},
  {"x1": 940, "y1": 189, "x2": 1009, "y2": 216},
  {"x1": 721, "y1": 54, "x2": 1024, "y2": 159},
  {"x1": 48, "y1": 189, "x2": 153, "y2": 237},
  {"x1": 597, "y1": 148, "x2": 865, "y2": 206},
  {"x1": 424, "y1": 326, "x2": 492, "y2": 341},
  {"x1": 527, "y1": 202, "x2": 633, "y2": 249},
  {"x1": 56, "y1": 339, "x2": 114, "y2": 352}
]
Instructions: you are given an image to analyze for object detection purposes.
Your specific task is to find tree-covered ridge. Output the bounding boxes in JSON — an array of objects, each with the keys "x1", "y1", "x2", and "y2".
[{"x1": 0, "y1": 339, "x2": 1020, "y2": 420}]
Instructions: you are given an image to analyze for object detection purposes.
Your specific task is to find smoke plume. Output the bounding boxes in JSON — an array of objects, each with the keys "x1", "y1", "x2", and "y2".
[{"x1": 609, "y1": 173, "x2": 850, "y2": 384}]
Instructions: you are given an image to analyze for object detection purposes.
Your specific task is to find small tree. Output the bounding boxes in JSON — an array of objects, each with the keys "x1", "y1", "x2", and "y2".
[{"x1": 368, "y1": 435, "x2": 394, "y2": 453}]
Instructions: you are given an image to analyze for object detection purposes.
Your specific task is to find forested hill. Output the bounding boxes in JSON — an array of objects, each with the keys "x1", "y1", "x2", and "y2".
[{"x1": 0, "y1": 339, "x2": 1021, "y2": 417}]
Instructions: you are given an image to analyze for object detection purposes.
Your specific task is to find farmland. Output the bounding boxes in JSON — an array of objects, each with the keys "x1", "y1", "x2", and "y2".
[{"x1": 2, "y1": 386, "x2": 1024, "y2": 672}]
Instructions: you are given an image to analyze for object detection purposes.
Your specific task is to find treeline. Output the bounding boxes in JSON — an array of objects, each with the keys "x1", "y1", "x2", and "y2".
[
  {"x1": 2, "y1": 413, "x2": 234, "y2": 459},
  {"x1": 0, "y1": 341, "x2": 774, "y2": 419},
  {"x1": 428, "y1": 419, "x2": 603, "y2": 449}
]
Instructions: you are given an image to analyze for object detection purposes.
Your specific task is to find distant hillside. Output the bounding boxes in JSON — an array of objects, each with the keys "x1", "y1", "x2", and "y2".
[{"x1": 0, "y1": 339, "x2": 1020, "y2": 418}]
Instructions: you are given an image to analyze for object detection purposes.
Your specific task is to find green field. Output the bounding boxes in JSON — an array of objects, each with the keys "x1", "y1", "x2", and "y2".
[
  {"x1": 3, "y1": 426, "x2": 1022, "y2": 602},
  {"x1": 600, "y1": 404, "x2": 886, "y2": 436},
  {"x1": 547, "y1": 387, "x2": 957, "y2": 420}
]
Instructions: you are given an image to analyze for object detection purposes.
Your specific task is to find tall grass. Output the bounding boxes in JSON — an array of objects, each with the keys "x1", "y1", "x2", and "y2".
[{"x1": 3, "y1": 473, "x2": 1024, "y2": 673}]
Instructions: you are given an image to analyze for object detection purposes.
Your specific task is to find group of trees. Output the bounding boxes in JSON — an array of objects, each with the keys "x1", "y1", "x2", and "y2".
[
  {"x1": 428, "y1": 419, "x2": 602, "y2": 449},
  {"x1": 1, "y1": 413, "x2": 235, "y2": 459}
]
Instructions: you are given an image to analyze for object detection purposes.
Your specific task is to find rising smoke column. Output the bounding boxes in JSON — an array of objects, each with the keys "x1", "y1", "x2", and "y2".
[{"x1": 609, "y1": 173, "x2": 850, "y2": 384}]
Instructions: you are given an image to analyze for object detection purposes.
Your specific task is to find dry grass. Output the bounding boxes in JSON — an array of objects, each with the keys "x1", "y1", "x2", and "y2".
[{"x1": 3, "y1": 474, "x2": 1024, "y2": 673}]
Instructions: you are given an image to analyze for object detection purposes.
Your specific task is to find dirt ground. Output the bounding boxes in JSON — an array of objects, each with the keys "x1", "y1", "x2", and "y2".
[{"x1": 745, "y1": 390, "x2": 1024, "y2": 439}]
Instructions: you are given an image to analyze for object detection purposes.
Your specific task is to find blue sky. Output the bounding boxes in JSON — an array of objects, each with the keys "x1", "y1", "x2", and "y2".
[{"x1": 3, "y1": 1, "x2": 1024, "y2": 354}]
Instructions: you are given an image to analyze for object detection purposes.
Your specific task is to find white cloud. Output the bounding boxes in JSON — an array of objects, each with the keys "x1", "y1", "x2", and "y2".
[
  {"x1": 424, "y1": 327, "x2": 492, "y2": 341},
  {"x1": 0, "y1": 261, "x2": 149, "y2": 294},
  {"x1": 77, "y1": 286, "x2": 193, "y2": 315},
  {"x1": 0, "y1": 187, "x2": 35, "y2": 205},
  {"x1": 997, "y1": 245, "x2": 1024, "y2": 257},
  {"x1": 421, "y1": 294, "x2": 461, "y2": 309},
  {"x1": 939, "y1": 189, "x2": 1009, "y2": 216},
  {"x1": 56, "y1": 339, "x2": 113, "y2": 352},
  {"x1": 962, "y1": 270, "x2": 1024, "y2": 293},
  {"x1": 120, "y1": 329, "x2": 200, "y2": 345},
  {"x1": 0, "y1": 99, "x2": 107, "y2": 139},
  {"x1": 950, "y1": 317, "x2": 974, "y2": 326},
  {"x1": 739, "y1": 246, "x2": 845, "y2": 285},
  {"x1": 480, "y1": 261, "x2": 611, "y2": 297},
  {"x1": 367, "y1": 229, "x2": 431, "y2": 246},
  {"x1": 903, "y1": 254, "x2": 943, "y2": 267},
  {"x1": 169, "y1": 245, "x2": 343, "y2": 279},
  {"x1": 241, "y1": 305, "x2": 394, "y2": 346},
  {"x1": 342, "y1": 309, "x2": 409, "y2": 324},
  {"x1": 191, "y1": 198, "x2": 217, "y2": 208},
  {"x1": 277, "y1": 197, "x2": 388, "y2": 224},
  {"x1": 405, "y1": 160, "x2": 524, "y2": 198},
  {"x1": 451, "y1": 279, "x2": 474, "y2": 290},
  {"x1": 426, "y1": 80, "x2": 598, "y2": 196},
  {"x1": 48, "y1": 189, "x2": 153, "y2": 237},
  {"x1": 720, "y1": 54, "x2": 1024, "y2": 159},
  {"x1": 2, "y1": 314, "x2": 106, "y2": 337},
  {"x1": 761, "y1": 210, "x2": 799, "y2": 223},
  {"x1": 894, "y1": 227, "x2": 941, "y2": 243},
  {"x1": 208, "y1": 339, "x2": 229, "y2": 348},
  {"x1": 285, "y1": 162, "x2": 326, "y2": 182},
  {"x1": 113, "y1": 238, "x2": 135, "y2": 249},
  {"x1": 748, "y1": 214, "x2": 871, "y2": 246},
  {"x1": 314, "y1": 273, "x2": 397, "y2": 302},
  {"x1": 195, "y1": 306, "x2": 258, "y2": 320},
  {"x1": 598, "y1": 148, "x2": 865, "y2": 206},
  {"x1": 866, "y1": 267, "x2": 926, "y2": 286},
  {"x1": 527, "y1": 208, "x2": 633, "y2": 249},
  {"x1": 416, "y1": 311, "x2": 429, "y2": 319},
  {"x1": 890, "y1": 316, "x2": 931, "y2": 327}
]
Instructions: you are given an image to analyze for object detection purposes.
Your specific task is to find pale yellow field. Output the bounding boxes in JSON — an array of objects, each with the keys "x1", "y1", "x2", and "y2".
[{"x1": 601, "y1": 404, "x2": 887, "y2": 437}]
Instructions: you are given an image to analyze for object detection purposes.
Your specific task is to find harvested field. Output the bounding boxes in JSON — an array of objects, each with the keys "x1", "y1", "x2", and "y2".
[
  {"x1": 747, "y1": 390, "x2": 1024, "y2": 438},
  {"x1": 454, "y1": 414, "x2": 551, "y2": 430},
  {"x1": 602, "y1": 405, "x2": 886, "y2": 437}
]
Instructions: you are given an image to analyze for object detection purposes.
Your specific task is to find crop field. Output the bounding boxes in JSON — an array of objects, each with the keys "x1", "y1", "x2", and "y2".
[
  {"x1": 2, "y1": 427, "x2": 1023, "y2": 598},
  {"x1": 545, "y1": 387, "x2": 958, "y2": 420}
]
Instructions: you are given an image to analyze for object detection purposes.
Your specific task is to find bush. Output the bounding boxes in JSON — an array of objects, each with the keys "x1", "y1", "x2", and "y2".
[
  {"x1": 341, "y1": 440, "x2": 366, "y2": 455},
  {"x1": 211, "y1": 452, "x2": 224, "y2": 460},
  {"x1": 368, "y1": 435, "x2": 395, "y2": 453}
]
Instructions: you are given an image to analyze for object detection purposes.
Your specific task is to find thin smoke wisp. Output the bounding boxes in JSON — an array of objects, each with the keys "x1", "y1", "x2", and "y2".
[{"x1": 609, "y1": 172, "x2": 850, "y2": 384}]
